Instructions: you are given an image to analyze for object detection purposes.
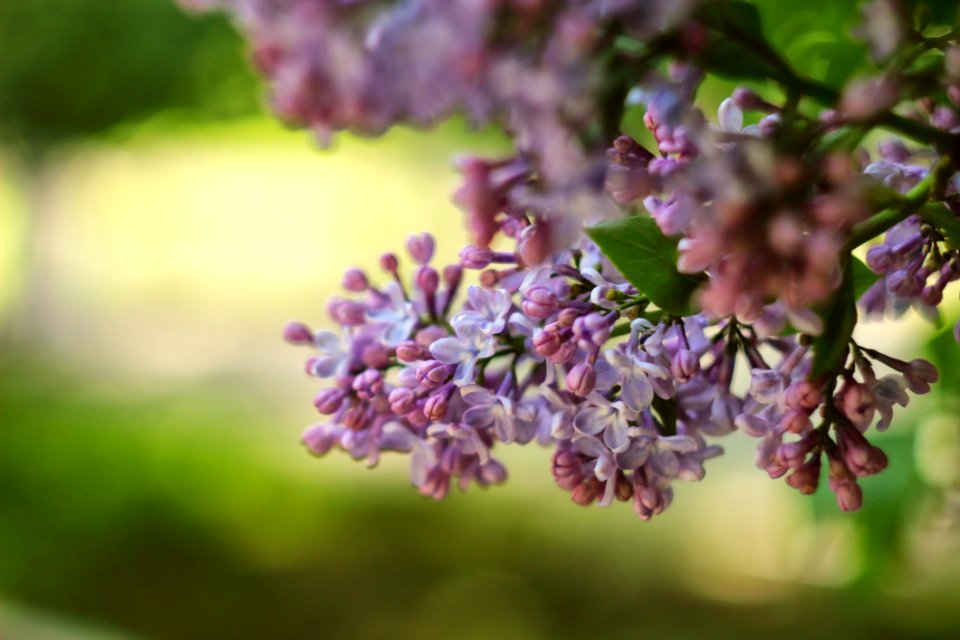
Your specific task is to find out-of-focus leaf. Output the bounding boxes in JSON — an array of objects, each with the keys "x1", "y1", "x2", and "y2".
[
  {"x1": 852, "y1": 256, "x2": 880, "y2": 300},
  {"x1": 811, "y1": 260, "x2": 857, "y2": 377}
]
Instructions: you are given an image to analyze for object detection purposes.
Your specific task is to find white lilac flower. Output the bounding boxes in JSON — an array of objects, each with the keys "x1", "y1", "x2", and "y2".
[
  {"x1": 460, "y1": 384, "x2": 535, "y2": 444},
  {"x1": 308, "y1": 330, "x2": 349, "y2": 378},
  {"x1": 456, "y1": 285, "x2": 511, "y2": 337},
  {"x1": 573, "y1": 392, "x2": 637, "y2": 453},
  {"x1": 594, "y1": 348, "x2": 669, "y2": 413},
  {"x1": 366, "y1": 281, "x2": 418, "y2": 346},
  {"x1": 429, "y1": 317, "x2": 498, "y2": 385}
]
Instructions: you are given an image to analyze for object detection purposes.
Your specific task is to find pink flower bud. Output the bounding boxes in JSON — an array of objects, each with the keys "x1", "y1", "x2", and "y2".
[
  {"x1": 416, "y1": 360, "x2": 453, "y2": 389},
  {"x1": 361, "y1": 343, "x2": 391, "y2": 369},
  {"x1": 283, "y1": 321, "x2": 314, "y2": 346},
  {"x1": 777, "y1": 434, "x2": 817, "y2": 469},
  {"x1": 836, "y1": 422, "x2": 888, "y2": 477},
  {"x1": 406, "y1": 406, "x2": 430, "y2": 429},
  {"x1": 423, "y1": 394, "x2": 448, "y2": 420},
  {"x1": 415, "y1": 266, "x2": 439, "y2": 294},
  {"x1": 834, "y1": 481, "x2": 863, "y2": 512},
  {"x1": 670, "y1": 349, "x2": 700, "y2": 383},
  {"x1": 341, "y1": 406, "x2": 367, "y2": 431},
  {"x1": 313, "y1": 388, "x2": 345, "y2": 414},
  {"x1": 557, "y1": 308, "x2": 581, "y2": 327},
  {"x1": 839, "y1": 382, "x2": 875, "y2": 429},
  {"x1": 480, "y1": 460, "x2": 508, "y2": 485},
  {"x1": 396, "y1": 340, "x2": 426, "y2": 363},
  {"x1": 566, "y1": 363, "x2": 596, "y2": 397},
  {"x1": 571, "y1": 478, "x2": 601, "y2": 506},
  {"x1": 406, "y1": 232, "x2": 435, "y2": 265},
  {"x1": 341, "y1": 268, "x2": 369, "y2": 292},
  {"x1": 388, "y1": 387, "x2": 417, "y2": 414},
  {"x1": 732, "y1": 87, "x2": 776, "y2": 112},
  {"x1": 301, "y1": 424, "x2": 336, "y2": 456},
  {"x1": 533, "y1": 327, "x2": 563, "y2": 357},
  {"x1": 518, "y1": 222, "x2": 550, "y2": 266},
  {"x1": 551, "y1": 449, "x2": 584, "y2": 490},
  {"x1": 785, "y1": 380, "x2": 822, "y2": 411},
  {"x1": 443, "y1": 265, "x2": 463, "y2": 289},
  {"x1": 379, "y1": 252, "x2": 399, "y2": 272},
  {"x1": 549, "y1": 342, "x2": 577, "y2": 364},
  {"x1": 785, "y1": 457, "x2": 821, "y2": 495},
  {"x1": 352, "y1": 369, "x2": 383, "y2": 399},
  {"x1": 522, "y1": 286, "x2": 559, "y2": 319},
  {"x1": 782, "y1": 408, "x2": 813, "y2": 434},
  {"x1": 329, "y1": 299, "x2": 366, "y2": 326},
  {"x1": 459, "y1": 245, "x2": 493, "y2": 269}
]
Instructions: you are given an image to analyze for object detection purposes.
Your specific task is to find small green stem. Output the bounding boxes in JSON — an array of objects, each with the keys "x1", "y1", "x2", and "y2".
[{"x1": 846, "y1": 159, "x2": 952, "y2": 250}]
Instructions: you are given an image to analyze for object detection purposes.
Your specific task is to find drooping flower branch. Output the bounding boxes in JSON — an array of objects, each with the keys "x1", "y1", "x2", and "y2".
[{"x1": 188, "y1": 0, "x2": 960, "y2": 518}]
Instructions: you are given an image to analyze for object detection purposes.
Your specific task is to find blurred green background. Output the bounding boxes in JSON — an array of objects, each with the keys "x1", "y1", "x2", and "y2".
[{"x1": 1, "y1": 1, "x2": 959, "y2": 638}]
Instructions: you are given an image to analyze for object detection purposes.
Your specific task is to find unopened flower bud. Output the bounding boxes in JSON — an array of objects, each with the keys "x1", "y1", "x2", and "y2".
[
  {"x1": 443, "y1": 265, "x2": 462, "y2": 289},
  {"x1": 785, "y1": 380, "x2": 822, "y2": 411},
  {"x1": 341, "y1": 268, "x2": 369, "y2": 292},
  {"x1": 396, "y1": 340, "x2": 426, "y2": 363},
  {"x1": 781, "y1": 408, "x2": 813, "y2": 434},
  {"x1": 552, "y1": 450, "x2": 584, "y2": 490},
  {"x1": 352, "y1": 369, "x2": 383, "y2": 399},
  {"x1": 480, "y1": 460, "x2": 508, "y2": 484},
  {"x1": 522, "y1": 286, "x2": 559, "y2": 319},
  {"x1": 533, "y1": 326, "x2": 563, "y2": 357},
  {"x1": 415, "y1": 266, "x2": 439, "y2": 294},
  {"x1": 732, "y1": 87, "x2": 776, "y2": 112},
  {"x1": 314, "y1": 388, "x2": 346, "y2": 414},
  {"x1": 557, "y1": 308, "x2": 581, "y2": 327},
  {"x1": 834, "y1": 481, "x2": 863, "y2": 512},
  {"x1": 615, "y1": 472, "x2": 633, "y2": 502},
  {"x1": 301, "y1": 424, "x2": 336, "y2": 456},
  {"x1": 406, "y1": 232, "x2": 435, "y2": 265},
  {"x1": 785, "y1": 456, "x2": 821, "y2": 495},
  {"x1": 329, "y1": 299, "x2": 366, "y2": 326},
  {"x1": 571, "y1": 478, "x2": 601, "y2": 506},
  {"x1": 459, "y1": 245, "x2": 494, "y2": 269},
  {"x1": 283, "y1": 321, "x2": 314, "y2": 346},
  {"x1": 388, "y1": 387, "x2": 417, "y2": 414},
  {"x1": 423, "y1": 393, "x2": 449, "y2": 420},
  {"x1": 417, "y1": 360, "x2": 453, "y2": 390},
  {"x1": 518, "y1": 222, "x2": 550, "y2": 266},
  {"x1": 865, "y1": 245, "x2": 893, "y2": 273},
  {"x1": 839, "y1": 381, "x2": 875, "y2": 429},
  {"x1": 380, "y1": 252, "x2": 399, "y2": 272},
  {"x1": 566, "y1": 362, "x2": 596, "y2": 397},
  {"x1": 670, "y1": 349, "x2": 700, "y2": 383},
  {"x1": 361, "y1": 343, "x2": 391, "y2": 369},
  {"x1": 341, "y1": 406, "x2": 367, "y2": 431}
]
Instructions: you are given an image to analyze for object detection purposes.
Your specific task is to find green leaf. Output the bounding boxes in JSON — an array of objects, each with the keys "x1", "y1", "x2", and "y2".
[
  {"x1": 810, "y1": 260, "x2": 857, "y2": 378},
  {"x1": 695, "y1": 1, "x2": 764, "y2": 41},
  {"x1": 851, "y1": 256, "x2": 880, "y2": 300},
  {"x1": 586, "y1": 216, "x2": 704, "y2": 316}
]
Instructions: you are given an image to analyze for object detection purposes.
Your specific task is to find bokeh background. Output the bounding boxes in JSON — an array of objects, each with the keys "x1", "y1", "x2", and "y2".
[{"x1": 1, "y1": 1, "x2": 959, "y2": 638}]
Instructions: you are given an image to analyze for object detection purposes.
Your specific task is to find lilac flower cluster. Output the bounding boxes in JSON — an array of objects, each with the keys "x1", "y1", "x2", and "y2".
[{"x1": 191, "y1": 0, "x2": 960, "y2": 518}]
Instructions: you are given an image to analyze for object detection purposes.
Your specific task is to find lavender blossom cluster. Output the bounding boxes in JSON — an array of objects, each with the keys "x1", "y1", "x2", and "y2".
[{"x1": 192, "y1": 0, "x2": 960, "y2": 518}]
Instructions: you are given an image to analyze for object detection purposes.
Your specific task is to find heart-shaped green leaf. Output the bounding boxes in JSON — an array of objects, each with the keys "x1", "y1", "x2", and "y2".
[{"x1": 586, "y1": 216, "x2": 704, "y2": 316}]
